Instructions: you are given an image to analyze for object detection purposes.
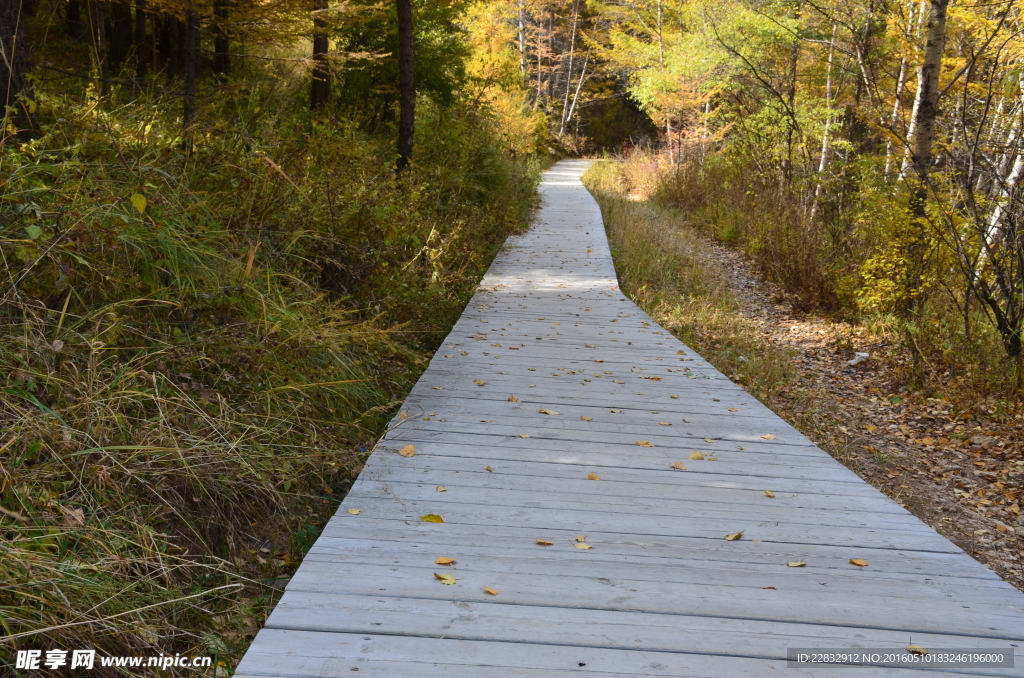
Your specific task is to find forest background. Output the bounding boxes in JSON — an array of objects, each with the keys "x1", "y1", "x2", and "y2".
[{"x1": 3, "y1": 0, "x2": 1024, "y2": 672}]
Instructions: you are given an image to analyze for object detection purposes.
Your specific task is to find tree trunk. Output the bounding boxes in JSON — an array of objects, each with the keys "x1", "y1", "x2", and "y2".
[
  {"x1": 1, "y1": 0, "x2": 33, "y2": 132},
  {"x1": 396, "y1": 0, "x2": 415, "y2": 171},
  {"x1": 907, "y1": 0, "x2": 950, "y2": 215},
  {"x1": 558, "y1": 0, "x2": 580, "y2": 135},
  {"x1": 182, "y1": 4, "x2": 199, "y2": 151},
  {"x1": 810, "y1": 23, "x2": 838, "y2": 221},
  {"x1": 214, "y1": 0, "x2": 230, "y2": 80},
  {"x1": 517, "y1": 0, "x2": 526, "y2": 75},
  {"x1": 135, "y1": 0, "x2": 147, "y2": 79},
  {"x1": 66, "y1": 0, "x2": 82, "y2": 38},
  {"x1": 311, "y1": 0, "x2": 328, "y2": 109}
]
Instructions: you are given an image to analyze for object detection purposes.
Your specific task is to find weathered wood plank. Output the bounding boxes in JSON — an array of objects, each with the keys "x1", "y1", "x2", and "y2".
[{"x1": 236, "y1": 160, "x2": 1024, "y2": 678}]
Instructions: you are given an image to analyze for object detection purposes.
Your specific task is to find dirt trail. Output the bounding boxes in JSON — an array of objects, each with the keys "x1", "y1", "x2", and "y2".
[{"x1": 704, "y1": 242, "x2": 1024, "y2": 591}]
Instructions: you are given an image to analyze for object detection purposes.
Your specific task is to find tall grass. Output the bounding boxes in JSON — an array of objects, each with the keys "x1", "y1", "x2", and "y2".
[{"x1": 1, "y1": 73, "x2": 540, "y2": 673}]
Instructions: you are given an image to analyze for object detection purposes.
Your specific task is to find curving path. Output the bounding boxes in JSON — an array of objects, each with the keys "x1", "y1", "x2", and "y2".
[{"x1": 236, "y1": 160, "x2": 1024, "y2": 677}]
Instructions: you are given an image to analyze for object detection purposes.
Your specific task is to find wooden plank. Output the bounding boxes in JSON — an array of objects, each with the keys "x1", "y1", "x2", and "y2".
[
  {"x1": 236, "y1": 160, "x2": 1024, "y2": 678},
  {"x1": 235, "y1": 630, "x2": 1017, "y2": 678}
]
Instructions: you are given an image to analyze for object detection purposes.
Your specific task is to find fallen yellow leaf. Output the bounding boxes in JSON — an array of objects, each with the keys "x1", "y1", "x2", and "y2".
[
  {"x1": 636, "y1": 440, "x2": 654, "y2": 447},
  {"x1": 670, "y1": 461, "x2": 687, "y2": 470},
  {"x1": 574, "y1": 542, "x2": 593, "y2": 550},
  {"x1": 849, "y1": 558, "x2": 869, "y2": 567},
  {"x1": 866, "y1": 424, "x2": 877, "y2": 432},
  {"x1": 485, "y1": 465, "x2": 493, "y2": 472},
  {"x1": 761, "y1": 434, "x2": 777, "y2": 440},
  {"x1": 347, "y1": 508, "x2": 361, "y2": 515},
  {"x1": 587, "y1": 472, "x2": 601, "y2": 481},
  {"x1": 434, "y1": 572, "x2": 457, "y2": 585},
  {"x1": 787, "y1": 560, "x2": 806, "y2": 567},
  {"x1": 763, "y1": 490, "x2": 775, "y2": 498},
  {"x1": 907, "y1": 645, "x2": 928, "y2": 656},
  {"x1": 671, "y1": 394, "x2": 679, "y2": 398},
  {"x1": 610, "y1": 409, "x2": 622, "y2": 413},
  {"x1": 725, "y1": 531, "x2": 744, "y2": 541},
  {"x1": 482, "y1": 586, "x2": 498, "y2": 595},
  {"x1": 659, "y1": 422, "x2": 672, "y2": 426},
  {"x1": 435, "y1": 557, "x2": 456, "y2": 566},
  {"x1": 436, "y1": 486, "x2": 447, "y2": 492},
  {"x1": 399, "y1": 444, "x2": 416, "y2": 457},
  {"x1": 575, "y1": 535, "x2": 586, "y2": 542},
  {"x1": 676, "y1": 350, "x2": 685, "y2": 355},
  {"x1": 539, "y1": 408, "x2": 561, "y2": 415},
  {"x1": 536, "y1": 539, "x2": 554, "y2": 546},
  {"x1": 508, "y1": 395, "x2": 520, "y2": 402},
  {"x1": 581, "y1": 415, "x2": 593, "y2": 421},
  {"x1": 689, "y1": 451, "x2": 704, "y2": 460},
  {"x1": 420, "y1": 514, "x2": 444, "y2": 523},
  {"x1": 519, "y1": 434, "x2": 531, "y2": 438},
  {"x1": 704, "y1": 438, "x2": 716, "y2": 443},
  {"x1": 728, "y1": 408, "x2": 738, "y2": 412},
  {"x1": 432, "y1": 386, "x2": 444, "y2": 390}
]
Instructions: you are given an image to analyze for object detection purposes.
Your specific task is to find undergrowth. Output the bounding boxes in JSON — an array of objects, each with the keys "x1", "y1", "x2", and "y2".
[
  {"x1": 0, "y1": 75, "x2": 540, "y2": 674},
  {"x1": 593, "y1": 151, "x2": 1023, "y2": 401}
]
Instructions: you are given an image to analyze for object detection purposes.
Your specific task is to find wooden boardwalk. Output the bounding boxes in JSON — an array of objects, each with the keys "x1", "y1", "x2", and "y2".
[{"x1": 236, "y1": 161, "x2": 1024, "y2": 677}]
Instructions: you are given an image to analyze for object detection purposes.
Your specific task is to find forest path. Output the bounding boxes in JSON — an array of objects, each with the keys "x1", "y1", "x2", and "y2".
[{"x1": 235, "y1": 160, "x2": 1024, "y2": 677}]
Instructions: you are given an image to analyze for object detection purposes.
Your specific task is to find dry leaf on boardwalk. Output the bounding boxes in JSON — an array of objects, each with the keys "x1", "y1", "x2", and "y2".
[
  {"x1": 399, "y1": 444, "x2": 416, "y2": 457},
  {"x1": 728, "y1": 408, "x2": 738, "y2": 412},
  {"x1": 536, "y1": 539, "x2": 554, "y2": 546},
  {"x1": 689, "y1": 451, "x2": 704, "y2": 460},
  {"x1": 436, "y1": 486, "x2": 447, "y2": 492},
  {"x1": 724, "y1": 531, "x2": 744, "y2": 541},
  {"x1": 671, "y1": 394, "x2": 679, "y2": 399},
  {"x1": 432, "y1": 386, "x2": 444, "y2": 390},
  {"x1": 539, "y1": 408, "x2": 561, "y2": 415},
  {"x1": 763, "y1": 490, "x2": 775, "y2": 498},
  {"x1": 474, "y1": 380, "x2": 487, "y2": 386},
  {"x1": 787, "y1": 560, "x2": 806, "y2": 567},
  {"x1": 398, "y1": 411, "x2": 410, "y2": 420},
  {"x1": 581, "y1": 416, "x2": 593, "y2": 421},
  {"x1": 907, "y1": 645, "x2": 928, "y2": 656},
  {"x1": 587, "y1": 473, "x2": 601, "y2": 481},
  {"x1": 850, "y1": 558, "x2": 869, "y2": 567},
  {"x1": 761, "y1": 434, "x2": 777, "y2": 440},
  {"x1": 482, "y1": 586, "x2": 498, "y2": 595},
  {"x1": 636, "y1": 440, "x2": 654, "y2": 447},
  {"x1": 508, "y1": 395, "x2": 520, "y2": 402},
  {"x1": 519, "y1": 434, "x2": 531, "y2": 438},
  {"x1": 347, "y1": 508, "x2": 361, "y2": 515},
  {"x1": 670, "y1": 462, "x2": 687, "y2": 470},
  {"x1": 676, "y1": 350, "x2": 686, "y2": 355},
  {"x1": 610, "y1": 409, "x2": 622, "y2": 413},
  {"x1": 435, "y1": 557, "x2": 456, "y2": 566},
  {"x1": 434, "y1": 572, "x2": 457, "y2": 585},
  {"x1": 613, "y1": 380, "x2": 624, "y2": 384},
  {"x1": 574, "y1": 542, "x2": 593, "y2": 550},
  {"x1": 420, "y1": 514, "x2": 444, "y2": 523},
  {"x1": 575, "y1": 536, "x2": 586, "y2": 542},
  {"x1": 703, "y1": 438, "x2": 716, "y2": 443},
  {"x1": 659, "y1": 422, "x2": 672, "y2": 426},
  {"x1": 485, "y1": 466, "x2": 493, "y2": 472}
]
